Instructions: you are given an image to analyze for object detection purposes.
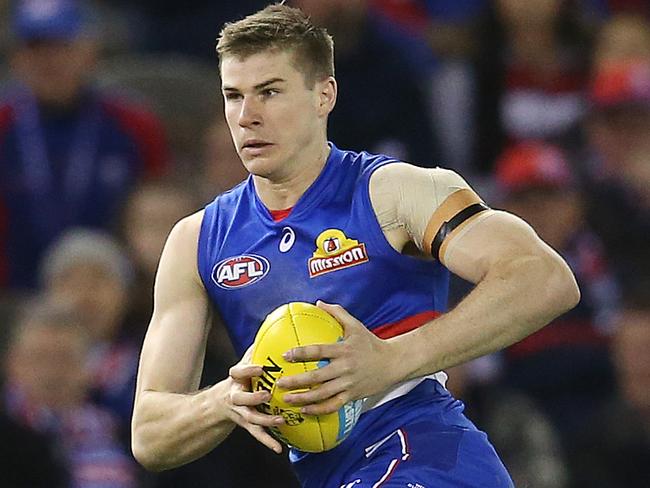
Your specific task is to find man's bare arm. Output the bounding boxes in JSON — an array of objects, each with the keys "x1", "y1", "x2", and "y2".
[
  {"x1": 132, "y1": 211, "x2": 283, "y2": 471},
  {"x1": 388, "y1": 209, "x2": 580, "y2": 380},
  {"x1": 277, "y1": 164, "x2": 579, "y2": 414},
  {"x1": 377, "y1": 163, "x2": 580, "y2": 380},
  {"x1": 367, "y1": 162, "x2": 579, "y2": 374}
]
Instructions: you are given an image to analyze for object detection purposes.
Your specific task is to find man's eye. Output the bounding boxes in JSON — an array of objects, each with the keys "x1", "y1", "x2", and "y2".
[
  {"x1": 263, "y1": 89, "x2": 279, "y2": 97},
  {"x1": 224, "y1": 93, "x2": 242, "y2": 101}
]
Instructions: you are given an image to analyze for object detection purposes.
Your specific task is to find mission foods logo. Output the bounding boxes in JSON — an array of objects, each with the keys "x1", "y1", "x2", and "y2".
[
  {"x1": 308, "y1": 229, "x2": 368, "y2": 278},
  {"x1": 212, "y1": 254, "x2": 270, "y2": 289}
]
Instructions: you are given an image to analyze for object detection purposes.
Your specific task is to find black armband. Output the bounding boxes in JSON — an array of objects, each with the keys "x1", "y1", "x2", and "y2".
[{"x1": 430, "y1": 202, "x2": 490, "y2": 260}]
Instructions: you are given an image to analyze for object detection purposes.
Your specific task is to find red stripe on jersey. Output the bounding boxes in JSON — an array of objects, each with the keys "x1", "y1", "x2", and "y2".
[
  {"x1": 372, "y1": 310, "x2": 440, "y2": 339},
  {"x1": 269, "y1": 207, "x2": 293, "y2": 222}
]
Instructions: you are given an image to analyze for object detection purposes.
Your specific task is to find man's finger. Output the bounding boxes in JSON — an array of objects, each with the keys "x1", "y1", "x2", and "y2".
[
  {"x1": 230, "y1": 363, "x2": 263, "y2": 380},
  {"x1": 302, "y1": 392, "x2": 349, "y2": 416},
  {"x1": 239, "y1": 408, "x2": 285, "y2": 428},
  {"x1": 316, "y1": 301, "x2": 363, "y2": 336},
  {"x1": 282, "y1": 343, "x2": 340, "y2": 363},
  {"x1": 276, "y1": 360, "x2": 339, "y2": 390},
  {"x1": 283, "y1": 378, "x2": 346, "y2": 406},
  {"x1": 230, "y1": 389, "x2": 270, "y2": 407}
]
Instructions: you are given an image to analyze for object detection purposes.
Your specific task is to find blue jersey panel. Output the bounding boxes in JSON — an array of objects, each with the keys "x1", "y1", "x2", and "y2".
[
  {"x1": 292, "y1": 380, "x2": 514, "y2": 488},
  {"x1": 198, "y1": 143, "x2": 449, "y2": 356}
]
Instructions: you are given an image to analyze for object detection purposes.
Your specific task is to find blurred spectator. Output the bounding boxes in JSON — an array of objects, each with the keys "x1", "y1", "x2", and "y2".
[
  {"x1": 593, "y1": 12, "x2": 650, "y2": 66},
  {"x1": 3, "y1": 299, "x2": 138, "y2": 487},
  {"x1": 97, "y1": 54, "x2": 221, "y2": 172},
  {"x1": 100, "y1": 0, "x2": 268, "y2": 59},
  {"x1": 568, "y1": 279, "x2": 650, "y2": 487},
  {"x1": 583, "y1": 60, "x2": 650, "y2": 286},
  {"x1": 494, "y1": 141, "x2": 619, "y2": 439},
  {"x1": 121, "y1": 180, "x2": 198, "y2": 281},
  {"x1": 291, "y1": 0, "x2": 440, "y2": 166},
  {"x1": 0, "y1": 402, "x2": 69, "y2": 488},
  {"x1": 40, "y1": 228, "x2": 139, "y2": 430},
  {"x1": 0, "y1": 0, "x2": 169, "y2": 291},
  {"x1": 446, "y1": 364, "x2": 568, "y2": 488},
  {"x1": 200, "y1": 116, "x2": 249, "y2": 200},
  {"x1": 119, "y1": 180, "x2": 199, "y2": 335},
  {"x1": 370, "y1": 0, "x2": 487, "y2": 174},
  {"x1": 605, "y1": 0, "x2": 650, "y2": 14},
  {"x1": 475, "y1": 0, "x2": 592, "y2": 173}
]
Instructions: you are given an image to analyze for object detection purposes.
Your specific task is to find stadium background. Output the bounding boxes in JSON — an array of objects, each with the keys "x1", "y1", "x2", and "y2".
[{"x1": 0, "y1": 0, "x2": 648, "y2": 486}]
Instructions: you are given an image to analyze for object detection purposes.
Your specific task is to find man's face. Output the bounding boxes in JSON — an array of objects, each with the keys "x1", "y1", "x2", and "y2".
[
  {"x1": 48, "y1": 262, "x2": 127, "y2": 341},
  {"x1": 588, "y1": 106, "x2": 650, "y2": 172},
  {"x1": 497, "y1": 0, "x2": 561, "y2": 27},
  {"x1": 221, "y1": 49, "x2": 334, "y2": 180},
  {"x1": 11, "y1": 38, "x2": 96, "y2": 105},
  {"x1": 7, "y1": 324, "x2": 88, "y2": 410}
]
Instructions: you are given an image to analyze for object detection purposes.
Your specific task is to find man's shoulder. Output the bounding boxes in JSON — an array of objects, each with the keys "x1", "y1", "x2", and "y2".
[
  {"x1": 169, "y1": 210, "x2": 205, "y2": 246},
  {"x1": 368, "y1": 161, "x2": 464, "y2": 191}
]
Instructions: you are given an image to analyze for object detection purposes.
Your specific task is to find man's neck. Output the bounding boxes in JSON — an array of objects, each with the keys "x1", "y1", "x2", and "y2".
[{"x1": 253, "y1": 142, "x2": 331, "y2": 211}]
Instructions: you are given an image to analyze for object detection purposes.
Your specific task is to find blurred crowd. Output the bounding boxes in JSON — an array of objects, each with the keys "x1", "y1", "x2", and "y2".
[{"x1": 0, "y1": 0, "x2": 648, "y2": 487}]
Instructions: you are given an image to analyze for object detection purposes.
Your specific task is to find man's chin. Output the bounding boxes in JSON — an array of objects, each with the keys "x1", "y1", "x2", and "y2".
[{"x1": 243, "y1": 157, "x2": 278, "y2": 178}]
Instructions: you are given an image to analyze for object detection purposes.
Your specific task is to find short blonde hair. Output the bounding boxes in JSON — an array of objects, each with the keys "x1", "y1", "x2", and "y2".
[{"x1": 216, "y1": 3, "x2": 334, "y2": 86}]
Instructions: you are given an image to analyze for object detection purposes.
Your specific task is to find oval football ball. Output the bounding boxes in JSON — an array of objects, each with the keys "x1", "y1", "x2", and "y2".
[{"x1": 250, "y1": 302, "x2": 363, "y2": 452}]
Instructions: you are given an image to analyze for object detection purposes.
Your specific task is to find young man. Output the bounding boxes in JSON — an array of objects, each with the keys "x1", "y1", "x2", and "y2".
[{"x1": 132, "y1": 5, "x2": 580, "y2": 487}]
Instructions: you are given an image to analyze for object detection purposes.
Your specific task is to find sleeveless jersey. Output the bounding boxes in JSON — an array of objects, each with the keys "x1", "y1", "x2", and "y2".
[
  {"x1": 196, "y1": 144, "x2": 515, "y2": 487},
  {"x1": 197, "y1": 143, "x2": 449, "y2": 357}
]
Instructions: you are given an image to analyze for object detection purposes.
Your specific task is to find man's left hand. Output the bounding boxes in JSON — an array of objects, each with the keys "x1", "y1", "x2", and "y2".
[{"x1": 276, "y1": 301, "x2": 398, "y2": 416}]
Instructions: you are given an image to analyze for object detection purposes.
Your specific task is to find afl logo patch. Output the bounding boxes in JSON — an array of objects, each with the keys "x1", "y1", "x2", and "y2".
[{"x1": 212, "y1": 254, "x2": 270, "y2": 289}]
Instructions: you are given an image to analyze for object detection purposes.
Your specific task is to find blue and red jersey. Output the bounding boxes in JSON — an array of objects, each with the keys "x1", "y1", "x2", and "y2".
[
  {"x1": 197, "y1": 143, "x2": 449, "y2": 357},
  {"x1": 197, "y1": 145, "x2": 514, "y2": 486}
]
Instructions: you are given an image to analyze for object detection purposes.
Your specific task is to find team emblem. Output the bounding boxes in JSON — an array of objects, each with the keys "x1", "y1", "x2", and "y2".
[
  {"x1": 308, "y1": 229, "x2": 369, "y2": 278},
  {"x1": 212, "y1": 254, "x2": 270, "y2": 289}
]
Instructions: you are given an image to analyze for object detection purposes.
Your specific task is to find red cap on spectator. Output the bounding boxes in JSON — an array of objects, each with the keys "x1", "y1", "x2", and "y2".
[
  {"x1": 590, "y1": 61, "x2": 650, "y2": 109},
  {"x1": 495, "y1": 141, "x2": 575, "y2": 193}
]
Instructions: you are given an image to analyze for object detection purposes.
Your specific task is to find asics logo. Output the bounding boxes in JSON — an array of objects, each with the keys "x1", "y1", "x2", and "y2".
[{"x1": 279, "y1": 227, "x2": 295, "y2": 253}]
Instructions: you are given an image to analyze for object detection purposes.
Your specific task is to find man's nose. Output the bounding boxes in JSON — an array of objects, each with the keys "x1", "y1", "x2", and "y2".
[{"x1": 238, "y1": 97, "x2": 262, "y2": 127}]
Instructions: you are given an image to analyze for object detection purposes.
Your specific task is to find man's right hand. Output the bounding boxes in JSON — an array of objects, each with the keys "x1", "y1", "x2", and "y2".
[{"x1": 215, "y1": 350, "x2": 286, "y2": 453}]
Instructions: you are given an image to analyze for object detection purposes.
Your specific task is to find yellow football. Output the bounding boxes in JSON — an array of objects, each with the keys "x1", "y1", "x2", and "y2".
[{"x1": 250, "y1": 302, "x2": 363, "y2": 452}]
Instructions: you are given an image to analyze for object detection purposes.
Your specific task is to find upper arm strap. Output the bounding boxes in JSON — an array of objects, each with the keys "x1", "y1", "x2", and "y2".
[{"x1": 430, "y1": 202, "x2": 490, "y2": 260}]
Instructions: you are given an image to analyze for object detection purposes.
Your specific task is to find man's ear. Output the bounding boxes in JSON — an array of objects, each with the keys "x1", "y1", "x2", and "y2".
[{"x1": 316, "y1": 76, "x2": 337, "y2": 117}]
